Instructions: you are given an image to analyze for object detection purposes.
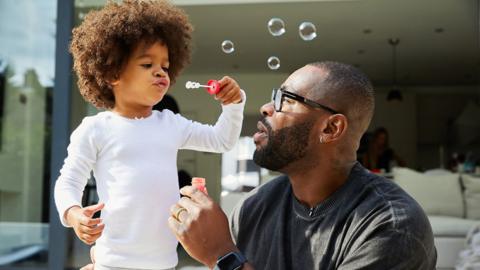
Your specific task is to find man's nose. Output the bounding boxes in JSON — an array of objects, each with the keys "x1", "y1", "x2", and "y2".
[{"x1": 260, "y1": 101, "x2": 274, "y2": 116}]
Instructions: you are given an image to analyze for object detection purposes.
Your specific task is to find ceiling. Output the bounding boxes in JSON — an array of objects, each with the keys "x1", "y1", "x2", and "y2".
[{"x1": 76, "y1": 0, "x2": 480, "y2": 85}]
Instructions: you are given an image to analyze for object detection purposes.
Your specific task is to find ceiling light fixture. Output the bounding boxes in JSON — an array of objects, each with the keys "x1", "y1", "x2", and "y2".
[{"x1": 387, "y1": 38, "x2": 403, "y2": 102}]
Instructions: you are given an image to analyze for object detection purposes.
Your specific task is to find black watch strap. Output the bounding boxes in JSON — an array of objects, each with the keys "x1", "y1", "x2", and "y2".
[{"x1": 214, "y1": 251, "x2": 247, "y2": 270}]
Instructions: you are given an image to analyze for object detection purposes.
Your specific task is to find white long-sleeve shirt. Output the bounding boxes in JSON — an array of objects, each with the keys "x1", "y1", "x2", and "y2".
[{"x1": 54, "y1": 92, "x2": 245, "y2": 269}]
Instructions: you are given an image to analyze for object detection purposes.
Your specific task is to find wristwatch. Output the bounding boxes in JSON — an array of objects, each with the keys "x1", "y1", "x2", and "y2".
[{"x1": 214, "y1": 251, "x2": 247, "y2": 270}]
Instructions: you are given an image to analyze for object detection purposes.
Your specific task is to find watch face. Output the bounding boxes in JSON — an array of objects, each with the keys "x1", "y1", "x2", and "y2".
[{"x1": 217, "y1": 252, "x2": 246, "y2": 270}]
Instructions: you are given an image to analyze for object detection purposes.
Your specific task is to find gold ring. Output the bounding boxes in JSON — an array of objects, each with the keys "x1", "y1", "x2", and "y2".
[{"x1": 174, "y1": 207, "x2": 187, "y2": 221}]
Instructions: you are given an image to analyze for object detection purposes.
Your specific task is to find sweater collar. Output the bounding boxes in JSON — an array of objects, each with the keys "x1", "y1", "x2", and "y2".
[{"x1": 291, "y1": 162, "x2": 363, "y2": 219}]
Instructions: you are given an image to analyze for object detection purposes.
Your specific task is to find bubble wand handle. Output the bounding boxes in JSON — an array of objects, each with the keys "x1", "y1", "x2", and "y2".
[{"x1": 185, "y1": 80, "x2": 221, "y2": 95}]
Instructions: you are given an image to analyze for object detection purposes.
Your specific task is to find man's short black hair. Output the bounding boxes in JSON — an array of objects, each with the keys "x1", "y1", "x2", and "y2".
[{"x1": 308, "y1": 61, "x2": 375, "y2": 134}]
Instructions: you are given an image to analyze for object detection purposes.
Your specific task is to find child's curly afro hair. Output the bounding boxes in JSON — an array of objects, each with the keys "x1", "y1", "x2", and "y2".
[{"x1": 70, "y1": 0, "x2": 193, "y2": 109}]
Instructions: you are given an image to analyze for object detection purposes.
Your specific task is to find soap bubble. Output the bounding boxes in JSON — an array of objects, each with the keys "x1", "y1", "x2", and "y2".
[
  {"x1": 268, "y1": 18, "x2": 286, "y2": 36},
  {"x1": 267, "y1": 56, "x2": 280, "y2": 70},
  {"x1": 299, "y1": 22, "x2": 317, "y2": 41},
  {"x1": 221, "y1": 40, "x2": 235, "y2": 54}
]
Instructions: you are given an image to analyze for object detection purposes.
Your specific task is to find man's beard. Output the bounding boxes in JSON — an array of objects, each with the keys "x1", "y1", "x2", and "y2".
[{"x1": 253, "y1": 117, "x2": 314, "y2": 171}]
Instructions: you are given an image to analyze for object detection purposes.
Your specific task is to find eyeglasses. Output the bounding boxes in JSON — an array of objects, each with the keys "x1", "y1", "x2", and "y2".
[{"x1": 271, "y1": 88, "x2": 339, "y2": 114}]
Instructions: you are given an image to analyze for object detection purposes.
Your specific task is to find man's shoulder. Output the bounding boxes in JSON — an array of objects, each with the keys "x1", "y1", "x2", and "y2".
[
  {"x1": 339, "y1": 167, "x2": 436, "y2": 267},
  {"x1": 243, "y1": 175, "x2": 290, "y2": 204},
  {"x1": 233, "y1": 175, "x2": 290, "y2": 218},
  {"x1": 349, "y1": 168, "x2": 432, "y2": 235},
  {"x1": 229, "y1": 175, "x2": 291, "y2": 240}
]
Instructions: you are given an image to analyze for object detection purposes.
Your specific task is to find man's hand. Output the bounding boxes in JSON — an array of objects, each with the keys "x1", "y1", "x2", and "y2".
[
  {"x1": 168, "y1": 186, "x2": 238, "y2": 268},
  {"x1": 214, "y1": 76, "x2": 242, "y2": 105},
  {"x1": 65, "y1": 203, "x2": 105, "y2": 245}
]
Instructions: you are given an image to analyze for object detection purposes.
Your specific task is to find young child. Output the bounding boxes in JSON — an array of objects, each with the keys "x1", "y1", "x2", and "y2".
[{"x1": 53, "y1": 1, "x2": 245, "y2": 269}]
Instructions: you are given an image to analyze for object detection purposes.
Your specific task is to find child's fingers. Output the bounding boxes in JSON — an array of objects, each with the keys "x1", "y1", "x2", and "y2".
[
  {"x1": 90, "y1": 231, "x2": 103, "y2": 242},
  {"x1": 220, "y1": 89, "x2": 240, "y2": 105},
  {"x1": 221, "y1": 88, "x2": 241, "y2": 105},
  {"x1": 217, "y1": 76, "x2": 239, "y2": 96},
  {"x1": 83, "y1": 202, "x2": 105, "y2": 217},
  {"x1": 217, "y1": 83, "x2": 239, "y2": 101},
  {"x1": 80, "y1": 229, "x2": 103, "y2": 245},
  {"x1": 231, "y1": 92, "x2": 243, "y2": 103},
  {"x1": 80, "y1": 233, "x2": 96, "y2": 245},
  {"x1": 83, "y1": 223, "x2": 105, "y2": 235},
  {"x1": 80, "y1": 217, "x2": 102, "y2": 227},
  {"x1": 217, "y1": 76, "x2": 231, "y2": 87},
  {"x1": 215, "y1": 84, "x2": 233, "y2": 100}
]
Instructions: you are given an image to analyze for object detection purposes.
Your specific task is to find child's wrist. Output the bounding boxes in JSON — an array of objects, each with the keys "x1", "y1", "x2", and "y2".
[{"x1": 65, "y1": 205, "x2": 81, "y2": 226}]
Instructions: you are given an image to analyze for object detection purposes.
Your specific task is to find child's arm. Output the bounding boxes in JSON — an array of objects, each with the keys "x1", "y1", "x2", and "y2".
[
  {"x1": 177, "y1": 76, "x2": 245, "y2": 153},
  {"x1": 54, "y1": 117, "x2": 104, "y2": 244}
]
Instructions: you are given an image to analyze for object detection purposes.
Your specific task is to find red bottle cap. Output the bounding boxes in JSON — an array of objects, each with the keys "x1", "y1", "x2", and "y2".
[
  {"x1": 207, "y1": 80, "x2": 221, "y2": 95},
  {"x1": 191, "y1": 177, "x2": 208, "y2": 195}
]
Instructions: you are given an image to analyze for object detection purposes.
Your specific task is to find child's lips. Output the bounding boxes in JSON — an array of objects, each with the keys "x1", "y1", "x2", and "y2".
[{"x1": 152, "y1": 78, "x2": 169, "y2": 89}]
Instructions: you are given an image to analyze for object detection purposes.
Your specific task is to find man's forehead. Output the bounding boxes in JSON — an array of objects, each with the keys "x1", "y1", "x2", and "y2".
[{"x1": 282, "y1": 65, "x2": 327, "y2": 96}]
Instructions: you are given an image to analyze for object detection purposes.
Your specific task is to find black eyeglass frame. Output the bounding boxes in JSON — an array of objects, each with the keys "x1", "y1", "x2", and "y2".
[{"x1": 271, "y1": 88, "x2": 339, "y2": 114}]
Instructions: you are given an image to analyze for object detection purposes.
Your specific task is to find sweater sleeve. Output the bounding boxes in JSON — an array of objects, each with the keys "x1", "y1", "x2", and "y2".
[
  {"x1": 178, "y1": 90, "x2": 246, "y2": 152},
  {"x1": 54, "y1": 116, "x2": 99, "y2": 227}
]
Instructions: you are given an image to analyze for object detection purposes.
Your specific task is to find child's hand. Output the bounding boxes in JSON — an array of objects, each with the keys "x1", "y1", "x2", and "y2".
[
  {"x1": 65, "y1": 203, "x2": 105, "y2": 245},
  {"x1": 214, "y1": 76, "x2": 243, "y2": 105}
]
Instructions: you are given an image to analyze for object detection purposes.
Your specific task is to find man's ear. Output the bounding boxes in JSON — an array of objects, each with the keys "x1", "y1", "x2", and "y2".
[{"x1": 319, "y1": 114, "x2": 348, "y2": 143}]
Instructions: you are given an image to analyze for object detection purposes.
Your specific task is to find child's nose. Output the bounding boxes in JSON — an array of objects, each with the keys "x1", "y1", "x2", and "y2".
[{"x1": 153, "y1": 67, "x2": 167, "y2": 77}]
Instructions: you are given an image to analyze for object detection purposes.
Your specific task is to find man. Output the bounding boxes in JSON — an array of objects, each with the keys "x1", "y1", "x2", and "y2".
[{"x1": 168, "y1": 62, "x2": 436, "y2": 269}]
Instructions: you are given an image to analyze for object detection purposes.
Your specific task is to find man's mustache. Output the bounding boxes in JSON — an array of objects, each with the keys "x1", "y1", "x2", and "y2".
[{"x1": 260, "y1": 117, "x2": 272, "y2": 134}]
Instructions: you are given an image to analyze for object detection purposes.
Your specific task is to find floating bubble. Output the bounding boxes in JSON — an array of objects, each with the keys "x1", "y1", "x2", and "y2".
[
  {"x1": 267, "y1": 56, "x2": 280, "y2": 70},
  {"x1": 268, "y1": 18, "x2": 286, "y2": 36},
  {"x1": 221, "y1": 40, "x2": 235, "y2": 54},
  {"x1": 299, "y1": 22, "x2": 317, "y2": 41}
]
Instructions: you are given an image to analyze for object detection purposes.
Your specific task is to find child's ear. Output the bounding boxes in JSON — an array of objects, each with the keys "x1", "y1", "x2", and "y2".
[
  {"x1": 110, "y1": 79, "x2": 119, "y2": 86},
  {"x1": 107, "y1": 75, "x2": 120, "y2": 87}
]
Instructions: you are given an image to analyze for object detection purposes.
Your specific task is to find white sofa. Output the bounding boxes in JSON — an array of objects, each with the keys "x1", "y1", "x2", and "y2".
[{"x1": 392, "y1": 168, "x2": 480, "y2": 269}]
